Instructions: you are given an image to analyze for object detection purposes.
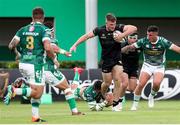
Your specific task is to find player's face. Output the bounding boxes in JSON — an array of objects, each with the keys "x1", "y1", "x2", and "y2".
[
  {"x1": 147, "y1": 31, "x2": 158, "y2": 43},
  {"x1": 128, "y1": 35, "x2": 138, "y2": 44},
  {"x1": 106, "y1": 20, "x2": 116, "y2": 31}
]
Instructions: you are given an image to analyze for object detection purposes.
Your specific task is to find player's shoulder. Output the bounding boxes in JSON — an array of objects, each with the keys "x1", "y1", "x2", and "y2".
[
  {"x1": 96, "y1": 25, "x2": 106, "y2": 31},
  {"x1": 158, "y1": 36, "x2": 167, "y2": 41},
  {"x1": 18, "y1": 24, "x2": 30, "y2": 32},
  {"x1": 32, "y1": 22, "x2": 47, "y2": 31}
]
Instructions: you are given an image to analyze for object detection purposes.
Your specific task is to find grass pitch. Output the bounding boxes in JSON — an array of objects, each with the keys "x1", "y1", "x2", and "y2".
[{"x1": 0, "y1": 100, "x2": 180, "y2": 124}]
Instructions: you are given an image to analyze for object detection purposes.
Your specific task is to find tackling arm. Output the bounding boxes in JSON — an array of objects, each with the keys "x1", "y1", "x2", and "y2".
[
  {"x1": 51, "y1": 43, "x2": 71, "y2": 57},
  {"x1": 121, "y1": 44, "x2": 136, "y2": 54},
  {"x1": 170, "y1": 44, "x2": 180, "y2": 54}
]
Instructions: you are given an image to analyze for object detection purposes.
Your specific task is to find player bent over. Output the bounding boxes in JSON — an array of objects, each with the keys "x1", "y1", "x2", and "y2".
[{"x1": 71, "y1": 67, "x2": 113, "y2": 111}]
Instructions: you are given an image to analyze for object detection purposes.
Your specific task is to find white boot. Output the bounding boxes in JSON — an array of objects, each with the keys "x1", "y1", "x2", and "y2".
[
  {"x1": 130, "y1": 101, "x2": 138, "y2": 111},
  {"x1": 112, "y1": 102, "x2": 122, "y2": 112},
  {"x1": 148, "y1": 94, "x2": 154, "y2": 108}
]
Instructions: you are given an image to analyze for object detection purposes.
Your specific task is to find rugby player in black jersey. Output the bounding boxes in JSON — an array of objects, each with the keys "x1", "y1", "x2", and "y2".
[
  {"x1": 119, "y1": 32, "x2": 141, "y2": 110},
  {"x1": 70, "y1": 13, "x2": 137, "y2": 111}
]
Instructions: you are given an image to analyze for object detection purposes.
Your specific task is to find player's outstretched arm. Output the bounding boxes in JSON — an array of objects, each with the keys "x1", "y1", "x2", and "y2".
[
  {"x1": 50, "y1": 43, "x2": 71, "y2": 57},
  {"x1": 70, "y1": 31, "x2": 95, "y2": 53},
  {"x1": 88, "y1": 101, "x2": 106, "y2": 111},
  {"x1": 121, "y1": 44, "x2": 136, "y2": 54},
  {"x1": 170, "y1": 44, "x2": 180, "y2": 54}
]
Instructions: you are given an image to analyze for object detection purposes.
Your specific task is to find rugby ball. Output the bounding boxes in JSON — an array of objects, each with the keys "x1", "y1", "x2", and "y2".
[{"x1": 113, "y1": 30, "x2": 125, "y2": 43}]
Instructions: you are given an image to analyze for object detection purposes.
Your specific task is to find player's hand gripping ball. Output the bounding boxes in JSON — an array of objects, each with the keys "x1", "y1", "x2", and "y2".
[{"x1": 113, "y1": 30, "x2": 125, "y2": 43}]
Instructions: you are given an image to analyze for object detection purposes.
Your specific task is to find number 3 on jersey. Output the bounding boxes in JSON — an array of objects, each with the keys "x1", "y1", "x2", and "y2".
[{"x1": 26, "y1": 36, "x2": 34, "y2": 49}]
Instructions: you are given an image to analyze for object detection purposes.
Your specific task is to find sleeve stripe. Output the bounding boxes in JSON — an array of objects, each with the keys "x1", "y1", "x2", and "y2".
[
  {"x1": 42, "y1": 37, "x2": 50, "y2": 42},
  {"x1": 133, "y1": 43, "x2": 139, "y2": 48},
  {"x1": 169, "y1": 44, "x2": 175, "y2": 50},
  {"x1": 14, "y1": 35, "x2": 20, "y2": 41}
]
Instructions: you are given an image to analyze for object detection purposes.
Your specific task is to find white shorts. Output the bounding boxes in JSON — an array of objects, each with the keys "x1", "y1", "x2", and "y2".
[
  {"x1": 140, "y1": 62, "x2": 165, "y2": 76},
  {"x1": 19, "y1": 63, "x2": 45, "y2": 85},
  {"x1": 44, "y1": 70, "x2": 65, "y2": 86}
]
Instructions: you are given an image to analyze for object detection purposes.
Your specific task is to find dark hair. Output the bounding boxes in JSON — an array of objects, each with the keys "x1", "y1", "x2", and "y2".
[
  {"x1": 32, "y1": 7, "x2": 44, "y2": 19},
  {"x1": 129, "y1": 32, "x2": 138, "y2": 36},
  {"x1": 147, "y1": 25, "x2": 159, "y2": 32},
  {"x1": 93, "y1": 80, "x2": 102, "y2": 91},
  {"x1": 106, "y1": 13, "x2": 116, "y2": 22}
]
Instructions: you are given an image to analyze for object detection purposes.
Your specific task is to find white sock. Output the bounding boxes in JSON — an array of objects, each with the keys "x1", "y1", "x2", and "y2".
[
  {"x1": 71, "y1": 108, "x2": 78, "y2": 113},
  {"x1": 32, "y1": 106, "x2": 39, "y2": 118}
]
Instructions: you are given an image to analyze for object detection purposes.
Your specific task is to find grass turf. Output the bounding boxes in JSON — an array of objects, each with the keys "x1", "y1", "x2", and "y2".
[{"x1": 0, "y1": 100, "x2": 180, "y2": 124}]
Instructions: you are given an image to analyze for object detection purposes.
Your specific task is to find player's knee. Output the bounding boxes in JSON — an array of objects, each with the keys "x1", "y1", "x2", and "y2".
[
  {"x1": 64, "y1": 88, "x2": 75, "y2": 100},
  {"x1": 64, "y1": 88, "x2": 72, "y2": 95},
  {"x1": 152, "y1": 83, "x2": 160, "y2": 91},
  {"x1": 31, "y1": 91, "x2": 43, "y2": 99}
]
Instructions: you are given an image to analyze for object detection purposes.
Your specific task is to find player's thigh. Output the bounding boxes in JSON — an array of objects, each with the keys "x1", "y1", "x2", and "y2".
[
  {"x1": 55, "y1": 79, "x2": 70, "y2": 90},
  {"x1": 153, "y1": 72, "x2": 164, "y2": 86},
  {"x1": 45, "y1": 70, "x2": 65, "y2": 87},
  {"x1": 112, "y1": 65, "x2": 123, "y2": 80},
  {"x1": 19, "y1": 63, "x2": 45, "y2": 85},
  {"x1": 19, "y1": 63, "x2": 34, "y2": 78},
  {"x1": 139, "y1": 71, "x2": 151, "y2": 88}
]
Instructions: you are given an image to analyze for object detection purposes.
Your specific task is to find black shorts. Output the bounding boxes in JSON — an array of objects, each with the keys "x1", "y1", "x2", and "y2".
[
  {"x1": 101, "y1": 60, "x2": 122, "y2": 73},
  {"x1": 123, "y1": 67, "x2": 138, "y2": 78}
]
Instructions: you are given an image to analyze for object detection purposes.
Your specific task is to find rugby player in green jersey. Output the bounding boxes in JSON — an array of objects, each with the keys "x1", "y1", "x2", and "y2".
[
  {"x1": 43, "y1": 22, "x2": 84, "y2": 115},
  {"x1": 122, "y1": 25, "x2": 180, "y2": 110},
  {"x1": 5, "y1": 7, "x2": 56, "y2": 122},
  {"x1": 71, "y1": 67, "x2": 113, "y2": 111}
]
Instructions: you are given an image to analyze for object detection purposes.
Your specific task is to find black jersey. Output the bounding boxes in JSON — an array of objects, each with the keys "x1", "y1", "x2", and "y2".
[
  {"x1": 121, "y1": 41, "x2": 140, "y2": 69},
  {"x1": 93, "y1": 24, "x2": 124, "y2": 62}
]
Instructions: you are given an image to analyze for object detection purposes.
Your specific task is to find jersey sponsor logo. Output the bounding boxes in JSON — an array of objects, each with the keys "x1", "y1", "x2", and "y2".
[
  {"x1": 100, "y1": 34, "x2": 106, "y2": 39},
  {"x1": 22, "y1": 32, "x2": 39, "y2": 36},
  {"x1": 141, "y1": 70, "x2": 180, "y2": 100}
]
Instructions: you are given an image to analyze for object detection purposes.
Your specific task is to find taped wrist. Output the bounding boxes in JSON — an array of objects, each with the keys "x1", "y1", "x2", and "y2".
[{"x1": 59, "y1": 49, "x2": 66, "y2": 54}]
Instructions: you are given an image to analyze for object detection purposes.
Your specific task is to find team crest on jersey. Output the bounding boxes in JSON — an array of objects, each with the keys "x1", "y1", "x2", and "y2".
[
  {"x1": 100, "y1": 34, "x2": 106, "y2": 39},
  {"x1": 29, "y1": 26, "x2": 35, "y2": 32}
]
